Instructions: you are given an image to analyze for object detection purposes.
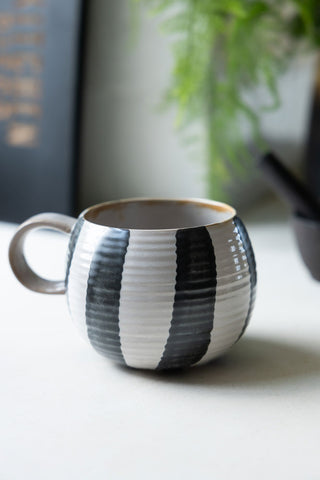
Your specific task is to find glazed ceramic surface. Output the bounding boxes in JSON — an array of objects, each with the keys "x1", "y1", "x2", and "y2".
[{"x1": 9, "y1": 198, "x2": 257, "y2": 370}]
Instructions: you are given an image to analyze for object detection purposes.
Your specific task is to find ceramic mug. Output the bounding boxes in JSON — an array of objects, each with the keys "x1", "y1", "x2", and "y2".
[{"x1": 9, "y1": 198, "x2": 257, "y2": 370}]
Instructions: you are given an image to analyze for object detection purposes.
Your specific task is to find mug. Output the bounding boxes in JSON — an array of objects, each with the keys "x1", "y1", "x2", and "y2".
[{"x1": 9, "y1": 198, "x2": 257, "y2": 370}]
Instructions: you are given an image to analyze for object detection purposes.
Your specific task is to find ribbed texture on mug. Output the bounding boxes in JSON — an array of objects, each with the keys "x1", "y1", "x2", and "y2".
[
  {"x1": 118, "y1": 229, "x2": 177, "y2": 369},
  {"x1": 86, "y1": 228, "x2": 130, "y2": 364},
  {"x1": 157, "y1": 227, "x2": 216, "y2": 370},
  {"x1": 66, "y1": 221, "x2": 106, "y2": 337},
  {"x1": 66, "y1": 217, "x2": 256, "y2": 370},
  {"x1": 197, "y1": 219, "x2": 252, "y2": 365}
]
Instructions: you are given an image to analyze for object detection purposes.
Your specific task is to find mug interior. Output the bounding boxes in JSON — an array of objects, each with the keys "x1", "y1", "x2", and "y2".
[{"x1": 83, "y1": 198, "x2": 235, "y2": 230}]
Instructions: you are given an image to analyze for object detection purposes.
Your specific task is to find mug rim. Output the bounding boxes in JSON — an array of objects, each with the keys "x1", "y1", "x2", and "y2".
[{"x1": 80, "y1": 197, "x2": 236, "y2": 232}]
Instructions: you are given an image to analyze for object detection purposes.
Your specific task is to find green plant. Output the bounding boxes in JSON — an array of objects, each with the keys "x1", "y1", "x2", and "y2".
[{"x1": 134, "y1": 0, "x2": 320, "y2": 198}]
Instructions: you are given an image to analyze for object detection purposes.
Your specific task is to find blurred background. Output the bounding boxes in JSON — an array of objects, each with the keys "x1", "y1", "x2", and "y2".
[{"x1": 0, "y1": 0, "x2": 319, "y2": 222}]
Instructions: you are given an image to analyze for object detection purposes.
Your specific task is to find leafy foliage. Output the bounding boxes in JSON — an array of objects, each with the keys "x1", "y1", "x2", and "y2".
[{"x1": 134, "y1": 0, "x2": 320, "y2": 198}]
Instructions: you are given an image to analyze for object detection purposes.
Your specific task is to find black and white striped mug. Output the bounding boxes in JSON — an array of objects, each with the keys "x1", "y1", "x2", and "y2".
[{"x1": 9, "y1": 198, "x2": 257, "y2": 370}]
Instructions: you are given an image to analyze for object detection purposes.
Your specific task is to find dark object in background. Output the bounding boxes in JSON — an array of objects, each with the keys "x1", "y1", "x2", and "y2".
[
  {"x1": 0, "y1": 0, "x2": 84, "y2": 223},
  {"x1": 306, "y1": 57, "x2": 320, "y2": 199},
  {"x1": 292, "y1": 213, "x2": 320, "y2": 281},
  {"x1": 259, "y1": 152, "x2": 320, "y2": 220},
  {"x1": 259, "y1": 151, "x2": 320, "y2": 282}
]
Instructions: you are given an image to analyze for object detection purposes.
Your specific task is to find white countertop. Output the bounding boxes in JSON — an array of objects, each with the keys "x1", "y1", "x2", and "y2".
[{"x1": 1, "y1": 216, "x2": 320, "y2": 479}]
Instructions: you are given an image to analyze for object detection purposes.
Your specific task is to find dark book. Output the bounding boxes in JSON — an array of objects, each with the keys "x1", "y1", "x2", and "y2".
[{"x1": 0, "y1": 0, "x2": 84, "y2": 222}]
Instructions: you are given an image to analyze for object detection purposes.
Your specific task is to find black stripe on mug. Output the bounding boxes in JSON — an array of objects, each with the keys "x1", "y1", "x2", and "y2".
[
  {"x1": 65, "y1": 216, "x2": 84, "y2": 290},
  {"x1": 233, "y1": 216, "x2": 257, "y2": 341},
  {"x1": 157, "y1": 226, "x2": 217, "y2": 370},
  {"x1": 85, "y1": 228, "x2": 130, "y2": 364}
]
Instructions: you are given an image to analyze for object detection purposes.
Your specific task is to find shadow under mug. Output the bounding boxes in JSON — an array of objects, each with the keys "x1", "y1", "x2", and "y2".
[{"x1": 9, "y1": 198, "x2": 257, "y2": 370}]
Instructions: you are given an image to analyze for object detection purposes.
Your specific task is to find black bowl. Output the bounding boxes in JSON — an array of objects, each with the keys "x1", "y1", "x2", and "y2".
[{"x1": 292, "y1": 212, "x2": 320, "y2": 281}]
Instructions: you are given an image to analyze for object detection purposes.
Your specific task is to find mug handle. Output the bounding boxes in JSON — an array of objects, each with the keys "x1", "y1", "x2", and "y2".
[{"x1": 9, "y1": 213, "x2": 77, "y2": 294}]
